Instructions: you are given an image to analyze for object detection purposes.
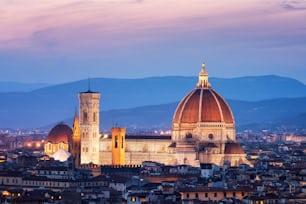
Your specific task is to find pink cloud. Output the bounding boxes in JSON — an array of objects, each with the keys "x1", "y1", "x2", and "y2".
[{"x1": 0, "y1": 0, "x2": 305, "y2": 55}]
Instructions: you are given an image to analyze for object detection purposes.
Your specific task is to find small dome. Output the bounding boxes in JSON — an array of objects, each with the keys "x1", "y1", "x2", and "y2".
[
  {"x1": 46, "y1": 123, "x2": 72, "y2": 143},
  {"x1": 224, "y1": 143, "x2": 244, "y2": 154}
]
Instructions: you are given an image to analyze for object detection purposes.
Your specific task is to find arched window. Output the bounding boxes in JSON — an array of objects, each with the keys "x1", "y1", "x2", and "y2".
[
  {"x1": 93, "y1": 112, "x2": 96, "y2": 122},
  {"x1": 121, "y1": 136, "x2": 124, "y2": 149},
  {"x1": 83, "y1": 111, "x2": 88, "y2": 123},
  {"x1": 208, "y1": 133, "x2": 214, "y2": 140},
  {"x1": 115, "y1": 136, "x2": 118, "y2": 148}
]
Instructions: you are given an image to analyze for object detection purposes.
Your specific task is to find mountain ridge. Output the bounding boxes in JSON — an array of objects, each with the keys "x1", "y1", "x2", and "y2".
[
  {"x1": 0, "y1": 75, "x2": 305, "y2": 129},
  {"x1": 40, "y1": 96, "x2": 306, "y2": 132},
  {"x1": 0, "y1": 82, "x2": 51, "y2": 93}
]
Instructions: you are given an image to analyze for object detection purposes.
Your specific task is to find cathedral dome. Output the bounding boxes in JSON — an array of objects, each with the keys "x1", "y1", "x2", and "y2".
[
  {"x1": 46, "y1": 123, "x2": 72, "y2": 144},
  {"x1": 173, "y1": 64, "x2": 234, "y2": 125}
]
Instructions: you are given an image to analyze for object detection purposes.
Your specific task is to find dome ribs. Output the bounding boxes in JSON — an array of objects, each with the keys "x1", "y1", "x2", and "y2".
[
  {"x1": 201, "y1": 89, "x2": 222, "y2": 122},
  {"x1": 212, "y1": 90, "x2": 235, "y2": 124},
  {"x1": 172, "y1": 64, "x2": 234, "y2": 126},
  {"x1": 181, "y1": 89, "x2": 201, "y2": 123},
  {"x1": 173, "y1": 88, "x2": 234, "y2": 124}
]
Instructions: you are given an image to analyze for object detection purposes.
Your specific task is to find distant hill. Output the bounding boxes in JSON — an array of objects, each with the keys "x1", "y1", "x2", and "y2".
[
  {"x1": 97, "y1": 97, "x2": 306, "y2": 131},
  {"x1": 100, "y1": 103, "x2": 177, "y2": 131},
  {"x1": 0, "y1": 82, "x2": 50, "y2": 92},
  {"x1": 229, "y1": 98, "x2": 306, "y2": 131},
  {"x1": 43, "y1": 97, "x2": 306, "y2": 132},
  {"x1": 212, "y1": 75, "x2": 306, "y2": 101},
  {"x1": 0, "y1": 75, "x2": 305, "y2": 129}
]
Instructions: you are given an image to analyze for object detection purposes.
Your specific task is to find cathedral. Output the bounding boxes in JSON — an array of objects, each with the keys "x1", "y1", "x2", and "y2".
[{"x1": 44, "y1": 64, "x2": 250, "y2": 167}]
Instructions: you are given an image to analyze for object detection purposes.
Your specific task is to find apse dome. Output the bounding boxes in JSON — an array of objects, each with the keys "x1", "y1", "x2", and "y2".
[
  {"x1": 224, "y1": 143, "x2": 245, "y2": 154},
  {"x1": 46, "y1": 123, "x2": 72, "y2": 144}
]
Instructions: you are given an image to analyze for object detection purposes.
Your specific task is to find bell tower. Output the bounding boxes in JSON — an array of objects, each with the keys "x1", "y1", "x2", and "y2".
[
  {"x1": 111, "y1": 127, "x2": 126, "y2": 165},
  {"x1": 79, "y1": 89, "x2": 100, "y2": 165}
]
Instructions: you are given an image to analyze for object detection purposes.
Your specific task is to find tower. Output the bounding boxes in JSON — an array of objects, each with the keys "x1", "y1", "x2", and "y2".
[
  {"x1": 79, "y1": 90, "x2": 100, "y2": 164},
  {"x1": 111, "y1": 127, "x2": 126, "y2": 165},
  {"x1": 72, "y1": 111, "x2": 81, "y2": 168}
]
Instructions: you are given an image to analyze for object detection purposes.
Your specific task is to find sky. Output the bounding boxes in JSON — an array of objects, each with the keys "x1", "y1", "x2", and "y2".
[{"x1": 0, "y1": 0, "x2": 306, "y2": 84}]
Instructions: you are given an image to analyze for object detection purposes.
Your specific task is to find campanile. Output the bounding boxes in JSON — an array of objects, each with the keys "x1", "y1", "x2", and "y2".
[{"x1": 79, "y1": 90, "x2": 100, "y2": 164}]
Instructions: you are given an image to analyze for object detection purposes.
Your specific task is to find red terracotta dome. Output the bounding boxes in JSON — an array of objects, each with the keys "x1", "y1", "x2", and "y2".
[
  {"x1": 173, "y1": 64, "x2": 234, "y2": 124},
  {"x1": 46, "y1": 123, "x2": 72, "y2": 143},
  {"x1": 224, "y1": 143, "x2": 245, "y2": 154}
]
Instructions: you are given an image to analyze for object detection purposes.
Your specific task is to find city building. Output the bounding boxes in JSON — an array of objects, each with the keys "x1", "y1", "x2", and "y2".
[
  {"x1": 46, "y1": 64, "x2": 250, "y2": 167},
  {"x1": 44, "y1": 123, "x2": 72, "y2": 162}
]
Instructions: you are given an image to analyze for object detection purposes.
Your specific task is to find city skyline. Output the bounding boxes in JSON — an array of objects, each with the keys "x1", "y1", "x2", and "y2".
[{"x1": 0, "y1": 0, "x2": 306, "y2": 83}]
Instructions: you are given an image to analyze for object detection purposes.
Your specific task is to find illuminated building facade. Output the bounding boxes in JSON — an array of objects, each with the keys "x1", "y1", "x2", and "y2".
[
  {"x1": 171, "y1": 64, "x2": 248, "y2": 166},
  {"x1": 44, "y1": 124, "x2": 72, "y2": 157},
  {"x1": 78, "y1": 90, "x2": 100, "y2": 164},
  {"x1": 46, "y1": 64, "x2": 250, "y2": 167},
  {"x1": 111, "y1": 127, "x2": 126, "y2": 165}
]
